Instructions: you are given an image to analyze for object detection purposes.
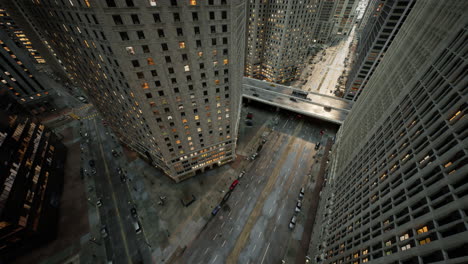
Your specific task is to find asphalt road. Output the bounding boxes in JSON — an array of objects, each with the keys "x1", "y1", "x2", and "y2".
[
  {"x1": 179, "y1": 111, "x2": 331, "y2": 264},
  {"x1": 82, "y1": 116, "x2": 153, "y2": 264}
]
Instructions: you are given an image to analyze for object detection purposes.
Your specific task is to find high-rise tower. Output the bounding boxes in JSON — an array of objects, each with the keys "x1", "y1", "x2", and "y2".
[
  {"x1": 245, "y1": 0, "x2": 316, "y2": 83},
  {"x1": 333, "y1": 0, "x2": 359, "y2": 38},
  {"x1": 309, "y1": 1, "x2": 468, "y2": 263},
  {"x1": 14, "y1": 0, "x2": 246, "y2": 182},
  {"x1": 343, "y1": 0, "x2": 415, "y2": 101}
]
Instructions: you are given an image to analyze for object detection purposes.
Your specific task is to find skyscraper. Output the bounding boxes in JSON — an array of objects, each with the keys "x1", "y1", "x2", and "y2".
[
  {"x1": 13, "y1": 0, "x2": 246, "y2": 182},
  {"x1": 309, "y1": 1, "x2": 467, "y2": 263},
  {"x1": 343, "y1": 0, "x2": 415, "y2": 101},
  {"x1": 245, "y1": 0, "x2": 316, "y2": 83},
  {"x1": 311, "y1": 0, "x2": 337, "y2": 44},
  {"x1": 333, "y1": 0, "x2": 359, "y2": 38}
]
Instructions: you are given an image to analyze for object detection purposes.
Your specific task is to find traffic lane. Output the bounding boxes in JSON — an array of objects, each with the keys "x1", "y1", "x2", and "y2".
[{"x1": 183, "y1": 132, "x2": 289, "y2": 264}]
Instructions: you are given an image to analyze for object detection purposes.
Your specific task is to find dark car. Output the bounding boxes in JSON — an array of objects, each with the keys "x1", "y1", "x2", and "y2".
[
  {"x1": 212, "y1": 205, "x2": 221, "y2": 216},
  {"x1": 100, "y1": 226, "x2": 108, "y2": 238},
  {"x1": 315, "y1": 142, "x2": 321, "y2": 150},
  {"x1": 230, "y1": 179, "x2": 239, "y2": 190},
  {"x1": 89, "y1": 160, "x2": 95, "y2": 167},
  {"x1": 130, "y1": 207, "x2": 137, "y2": 218},
  {"x1": 290, "y1": 97, "x2": 297, "y2": 102},
  {"x1": 246, "y1": 120, "x2": 253, "y2": 126},
  {"x1": 246, "y1": 112, "x2": 253, "y2": 119},
  {"x1": 120, "y1": 175, "x2": 126, "y2": 183},
  {"x1": 112, "y1": 149, "x2": 119, "y2": 157},
  {"x1": 117, "y1": 167, "x2": 123, "y2": 174}
]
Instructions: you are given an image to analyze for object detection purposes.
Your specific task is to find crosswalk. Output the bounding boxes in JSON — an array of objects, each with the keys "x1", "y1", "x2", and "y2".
[{"x1": 69, "y1": 104, "x2": 98, "y2": 120}]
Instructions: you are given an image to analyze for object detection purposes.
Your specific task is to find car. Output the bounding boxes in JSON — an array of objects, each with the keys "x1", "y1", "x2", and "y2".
[
  {"x1": 253, "y1": 93, "x2": 259, "y2": 97},
  {"x1": 91, "y1": 168, "x2": 97, "y2": 175},
  {"x1": 246, "y1": 112, "x2": 253, "y2": 119},
  {"x1": 131, "y1": 207, "x2": 137, "y2": 218},
  {"x1": 212, "y1": 205, "x2": 221, "y2": 216},
  {"x1": 100, "y1": 226, "x2": 108, "y2": 238},
  {"x1": 289, "y1": 216, "x2": 297, "y2": 229},
  {"x1": 89, "y1": 160, "x2": 95, "y2": 167},
  {"x1": 230, "y1": 179, "x2": 239, "y2": 190},
  {"x1": 290, "y1": 97, "x2": 297, "y2": 102},
  {"x1": 245, "y1": 120, "x2": 253, "y2": 126},
  {"x1": 251, "y1": 153, "x2": 258, "y2": 160},
  {"x1": 324, "y1": 106, "x2": 332, "y2": 112},
  {"x1": 269, "y1": 84, "x2": 276, "y2": 87},
  {"x1": 295, "y1": 201, "x2": 302, "y2": 213},
  {"x1": 111, "y1": 149, "x2": 119, "y2": 157},
  {"x1": 315, "y1": 142, "x2": 321, "y2": 150},
  {"x1": 120, "y1": 175, "x2": 126, "y2": 183},
  {"x1": 97, "y1": 199, "x2": 102, "y2": 207},
  {"x1": 238, "y1": 170, "x2": 246, "y2": 179},
  {"x1": 299, "y1": 187, "x2": 305, "y2": 199},
  {"x1": 134, "y1": 221, "x2": 142, "y2": 234},
  {"x1": 117, "y1": 167, "x2": 123, "y2": 174}
]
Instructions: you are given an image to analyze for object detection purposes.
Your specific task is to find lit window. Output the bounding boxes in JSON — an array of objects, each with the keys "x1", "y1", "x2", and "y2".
[
  {"x1": 198, "y1": 51, "x2": 203, "y2": 57},
  {"x1": 149, "y1": 0, "x2": 157, "y2": 6},
  {"x1": 400, "y1": 233, "x2": 409, "y2": 241},
  {"x1": 215, "y1": 80, "x2": 220, "y2": 84},
  {"x1": 179, "y1": 41, "x2": 186, "y2": 49},
  {"x1": 190, "y1": 0, "x2": 196, "y2": 5},
  {"x1": 223, "y1": 59, "x2": 228, "y2": 65},
  {"x1": 126, "y1": 46, "x2": 135, "y2": 55},
  {"x1": 147, "y1": 58, "x2": 155, "y2": 65},
  {"x1": 401, "y1": 244, "x2": 411, "y2": 251},
  {"x1": 184, "y1": 65, "x2": 190, "y2": 72},
  {"x1": 419, "y1": 237, "x2": 431, "y2": 245},
  {"x1": 213, "y1": 61, "x2": 218, "y2": 66},
  {"x1": 142, "y1": 82, "x2": 149, "y2": 89},
  {"x1": 182, "y1": 119, "x2": 188, "y2": 123},
  {"x1": 417, "y1": 226, "x2": 428, "y2": 234},
  {"x1": 195, "y1": 115, "x2": 199, "y2": 120}
]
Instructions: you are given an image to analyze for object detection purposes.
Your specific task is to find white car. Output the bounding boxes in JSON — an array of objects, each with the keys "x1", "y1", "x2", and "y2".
[
  {"x1": 299, "y1": 187, "x2": 305, "y2": 199},
  {"x1": 295, "y1": 201, "x2": 302, "y2": 213},
  {"x1": 289, "y1": 216, "x2": 297, "y2": 229}
]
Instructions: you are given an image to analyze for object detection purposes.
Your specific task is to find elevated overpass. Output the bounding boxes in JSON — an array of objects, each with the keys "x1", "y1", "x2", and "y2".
[{"x1": 242, "y1": 77, "x2": 353, "y2": 125}]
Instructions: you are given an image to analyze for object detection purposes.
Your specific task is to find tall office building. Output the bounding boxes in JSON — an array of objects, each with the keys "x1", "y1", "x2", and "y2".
[
  {"x1": 309, "y1": 1, "x2": 468, "y2": 263},
  {"x1": 333, "y1": 0, "x2": 359, "y2": 38},
  {"x1": 311, "y1": 0, "x2": 337, "y2": 44},
  {"x1": 343, "y1": 0, "x2": 415, "y2": 101},
  {"x1": 13, "y1": 0, "x2": 246, "y2": 182},
  {"x1": 244, "y1": 0, "x2": 316, "y2": 83}
]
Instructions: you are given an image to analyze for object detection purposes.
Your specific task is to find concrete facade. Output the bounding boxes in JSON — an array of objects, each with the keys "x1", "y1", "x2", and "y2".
[
  {"x1": 310, "y1": 1, "x2": 468, "y2": 263},
  {"x1": 344, "y1": 0, "x2": 415, "y2": 101},
  {"x1": 333, "y1": 0, "x2": 359, "y2": 38},
  {"x1": 244, "y1": 0, "x2": 316, "y2": 83},
  {"x1": 311, "y1": 0, "x2": 338, "y2": 44},
  {"x1": 14, "y1": 0, "x2": 246, "y2": 182}
]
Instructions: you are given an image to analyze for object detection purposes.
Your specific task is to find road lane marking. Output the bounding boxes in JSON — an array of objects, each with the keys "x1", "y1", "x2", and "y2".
[
  {"x1": 213, "y1": 234, "x2": 217, "y2": 241},
  {"x1": 269, "y1": 208, "x2": 273, "y2": 214},
  {"x1": 221, "y1": 221, "x2": 225, "y2": 228},
  {"x1": 230, "y1": 227, "x2": 233, "y2": 234},
  {"x1": 252, "y1": 245, "x2": 256, "y2": 252},
  {"x1": 273, "y1": 226, "x2": 277, "y2": 232},
  {"x1": 204, "y1": 248, "x2": 210, "y2": 256},
  {"x1": 277, "y1": 214, "x2": 281, "y2": 221},
  {"x1": 260, "y1": 242, "x2": 271, "y2": 264},
  {"x1": 222, "y1": 240, "x2": 227, "y2": 247},
  {"x1": 212, "y1": 255, "x2": 218, "y2": 263},
  {"x1": 258, "y1": 231, "x2": 262, "y2": 239}
]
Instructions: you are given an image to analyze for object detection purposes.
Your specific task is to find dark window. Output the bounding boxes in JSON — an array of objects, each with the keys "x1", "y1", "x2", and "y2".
[
  {"x1": 165, "y1": 56, "x2": 171, "y2": 63},
  {"x1": 186, "y1": 75, "x2": 192, "y2": 81},
  {"x1": 196, "y1": 40, "x2": 202, "y2": 47},
  {"x1": 203, "y1": 91, "x2": 208, "y2": 96},
  {"x1": 158, "y1": 29, "x2": 165, "y2": 37},
  {"x1": 171, "y1": 78, "x2": 177, "y2": 84},
  {"x1": 214, "y1": 70, "x2": 219, "y2": 76},
  {"x1": 192, "y1": 12, "x2": 198, "y2": 21},
  {"x1": 137, "y1": 31, "x2": 145, "y2": 39},
  {"x1": 162, "y1": 43, "x2": 168, "y2": 51},
  {"x1": 174, "y1": 88, "x2": 179, "y2": 93},
  {"x1": 173, "y1": 13, "x2": 180, "y2": 22},
  {"x1": 155, "y1": 81, "x2": 161, "y2": 86},
  {"x1": 151, "y1": 70, "x2": 158, "y2": 76},
  {"x1": 112, "y1": 15, "x2": 123, "y2": 25},
  {"x1": 182, "y1": 54, "x2": 188, "y2": 61},
  {"x1": 177, "y1": 28, "x2": 183, "y2": 36},
  {"x1": 106, "y1": 0, "x2": 116, "y2": 7},
  {"x1": 224, "y1": 69, "x2": 228, "y2": 74},
  {"x1": 222, "y1": 25, "x2": 227, "y2": 32},
  {"x1": 209, "y1": 12, "x2": 215, "y2": 20},
  {"x1": 194, "y1": 27, "x2": 200, "y2": 34},
  {"x1": 153, "y1": 13, "x2": 161, "y2": 22},
  {"x1": 223, "y1": 37, "x2": 227, "y2": 44},
  {"x1": 126, "y1": 0, "x2": 134, "y2": 6},
  {"x1": 145, "y1": 93, "x2": 152, "y2": 98},
  {"x1": 142, "y1": 45, "x2": 150, "y2": 53},
  {"x1": 189, "y1": 85, "x2": 194, "y2": 90},
  {"x1": 201, "y1": 73, "x2": 206, "y2": 79},
  {"x1": 137, "y1": 72, "x2": 144, "y2": 79},
  {"x1": 170, "y1": 0, "x2": 177, "y2": 6},
  {"x1": 222, "y1": 11, "x2": 227, "y2": 19},
  {"x1": 223, "y1": 49, "x2": 228, "y2": 55},
  {"x1": 200, "y1": 63, "x2": 205, "y2": 69},
  {"x1": 221, "y1": 0, "x2": 226, "y2": 4},
  {"x1": 209, "y1": 0, "x2": 214, "y2": 4},
  {"x1": 168, "y1": 68, "x2": 175, "y2": 74},
  {"x1": 212, "y1": 38, "x2": 217, "y2": 45},
  {"x1": 158, "y1": 91, "x2": 164, "y2": 96},
  {"x1": 131, "y1": 60, "x2": 140, "y2": 67},
  {"x1": 211, "y1": 25, "x2": 216, "y2": 33},
  {"x1": 131, "y1": 14, "x2": 140, "y2": 24},
  {"x1": 120, "y1": 32, "x2": 129, "y2": 40}
]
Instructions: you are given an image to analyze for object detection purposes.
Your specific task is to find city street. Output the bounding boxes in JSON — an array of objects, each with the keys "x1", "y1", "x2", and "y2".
[
  {"x1": 294, "y1": 26, "x2": 357, "y2": 96},
  {"x1": 178, "y1": 105, "x2": 338, "y2": 264}
]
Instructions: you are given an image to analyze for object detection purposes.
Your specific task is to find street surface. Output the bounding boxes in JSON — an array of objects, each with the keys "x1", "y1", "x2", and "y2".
[
  {"x1": 178, "y1": 105, "x2": 337, "y2": 264},
  {"x1": 294, "y1": 27, "x2": 357, "y2": 96}
]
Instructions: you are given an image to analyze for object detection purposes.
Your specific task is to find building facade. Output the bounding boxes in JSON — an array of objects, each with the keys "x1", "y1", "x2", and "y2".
[
  {"x1": 244, "y1": 0, "x2": 316, "y2": 83},
  {"x1": 309, "y1": 1, "x2": 468, "y2": 263},
  {"x1": 333, "y1": 0, "x2": 359, "y2": 38},
  {"x1": 14, "y1": 0, "x2": 246, "y2": 182},
  {"x1": 0, "y1": 94, "x2": 66, "y2": 262},
  {"x1": 311, "y1": 0, "x2": 337, "y2": 44},
  {"x1": 343, "y1": 0, "x2": 415, "y2": 101}
]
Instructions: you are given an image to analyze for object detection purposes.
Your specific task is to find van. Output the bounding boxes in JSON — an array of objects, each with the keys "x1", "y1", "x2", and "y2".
[{"x1": 134, "y1": 221, "x2": 142, "y2": 234}]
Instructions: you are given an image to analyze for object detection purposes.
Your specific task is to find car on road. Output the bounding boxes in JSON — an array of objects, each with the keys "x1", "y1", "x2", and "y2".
[
  {"x1": 299, "y1": 187, "x2": 305, "y2": 199},
  {"x1": 96, "y1": 199, "x2": 102, "y2": 207},
  {"x1": 238, "y1": 170, "x2": 246, "y2": 179},
  {"x1": 134, "y1": 221, "x2": 142, "y2": 234},
  {"x1": 120, "y1": 175, "x2": 126, "y2": 183},
  {"x1": 289, "y1": 216, "x2": 297, "y2": 229},
  {"x1": 212, "y1": 205, "x2": 221, "y2": 216},
  {"x1": 289, "y1": 97, "x2": 298, "y2": 102},
  {"x1": 269, "y1": 84, "x2": 276, "y2": 87},
  {"x1": 245, "y1": 120, "x2": 253, "y2": 126},
  {"x1": 131, "y1": 207, "x2": 137, "y2": 218},
  {"x1": 111, "y1": 149, "x2": 119, "y2": 157},
  {"x1": 117, "y1": 167, "x2": 123, "y2": 174},
  {"x1": 91, "y1": 168, "x2": 97, "y2": 175},
  {"x1": 251, "y1": 153, "x2": 258, "y2": 160},
  {"x1": 89, "y1": 160, "x2": 95, "y2": 167},
  {"x1": 295, "y1": 201, "x2": 302, "y2": 213},
  {"x1": 324, "y1": 106, "x2": 332, "y2": 112},
  {"x1": 100, "y1": 226, "x2": 108, "y2": 238},
  {"x1": 246, "y1": 112, "x2": 253, "y2": 119},
  {"x1": 315, "y1": 142, "x2": 321, "y2": 150},
  {"x1": 230, "y1": 179, "x2": 239, "y2": 190}
]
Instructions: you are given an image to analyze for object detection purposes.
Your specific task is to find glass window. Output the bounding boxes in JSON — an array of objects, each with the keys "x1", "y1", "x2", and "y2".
[
  {"x1": 149, "y1": 0, "x2": 157, "y2": 6},
  {"x1": 190, "y1": 0, "x2": 196, "y2": 5},
  {"x1": 179, "y1": 42, "x2": 186, "y2": 49},
  {"x1": 147, "y1": 58, "x2": 155, "y2": 65},
  {"x1": 184, "y1": 65, "x2": 190, "y2": 72},
  {"x1": 126, "y1": 46, "x2": 135, "y2": 55}
]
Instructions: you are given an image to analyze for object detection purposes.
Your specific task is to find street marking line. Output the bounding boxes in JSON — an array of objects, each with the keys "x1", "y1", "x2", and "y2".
[
  {"x1": 258, "y1": 231, "x2": 262, "y2": 239},
  {"x1": 229, "y1": 227, "x2": 233, "y2": 234},
  {"x1": 273, "y1": 226, "x2": 277, "y2": 232},
  {"x1": 204, "y1": 248, "x2": 210, "y2": 256},
  {"x1": 269, "y1": 208, "x2": 273, "y2": 214},
  {"x1": 222, "y1": 240, "x2": 227, "y2": 247},
  {"x1": 260, "y1": 242, "x2": 271, "y2": 264},
  {"x1": 252, "y1": 244, "x2": 256, "y2": 252},
  {"x1": 213, "y1": 234, "x2": 217, "y2": 241},
  {"x1": 92, "y1": 119, "x2": 132, "y2": 264},
  {"x1": 221, "y1": 221, "x2": 225, "y2": 228},
  {"x1": 212, "y1": 255, "x2": 218, "y2": 263}
]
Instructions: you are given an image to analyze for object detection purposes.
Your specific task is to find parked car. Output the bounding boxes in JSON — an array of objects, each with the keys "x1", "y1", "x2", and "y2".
[
  {"x1": 246, "y1": 112, "x2": 253, "y2": 120},
  {"x1": 315, "y1": 142, "x2": 321, "y2": 150},
  {"x1": 251, "y1": 153, "x2": 258, "y2": 160},
  {"x1": 324, "y1": 106, "x2": 332, "y2": 112},
  {"x1": 96, "y1": 199, "x2": 102, "y2": 207},
  {"x1": 100, "y1": 226, "x2": 108, "y2": 238},
  {"x1": 230, "y1": 179, "x2": 239, "y2": 190},
  {"x1": 111, "y1": 149, "x2": 119, "y2": 157},
  {"x1": 290, "y1": 97, "x2": 298, "y2": 102},
  {"x1": 91, "y1": 168, "x2": 97, "y2": 175},
  {"x1": 130, "y1": 207, "x2": 137, "y2": 218},
  {"x1": 246, "y1": 120, "x2": 253, "y2": 126},
  {"x1": 295, "y1": 201, "x2": 302, "y2": 213},
  {"x1": 120, "y1": 175, "x2": 126, "y2": 183},
  {"x1": 212, "y1": 205, "x2": 221, "y2": 216},
  {"x1": 89, "y1": 160, "x2": 95, "y2": 167},
  {"x1": 238, "y1": 170, "x2": 246, "y2": 179},
  {"x1": 299, "y1": 187, "x2": 305, "y2": 199},
  {"x1": 134, "y1": 221, "x2": 142, "y2": 234},
  {"x1": 289, "y1": 216, "x2": 297, "y2": 229}
]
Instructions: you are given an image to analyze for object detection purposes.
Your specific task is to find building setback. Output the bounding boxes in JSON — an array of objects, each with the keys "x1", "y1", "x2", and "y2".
[
  {"x1": 343, "y1": 0, "x2": 415, "y2": 101},
  {"x1": 309, "y1": 0, "x2": 467, "y2": 263},
  {"x1": 0, "y1": 93, "x2": 66, "y2": 262},
  {"x1": 245, "y1": 0, "x2": 316, "y2": 83},
  {"x1": 14, "y1": 0, "x2": 246, "y2": 182}
]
